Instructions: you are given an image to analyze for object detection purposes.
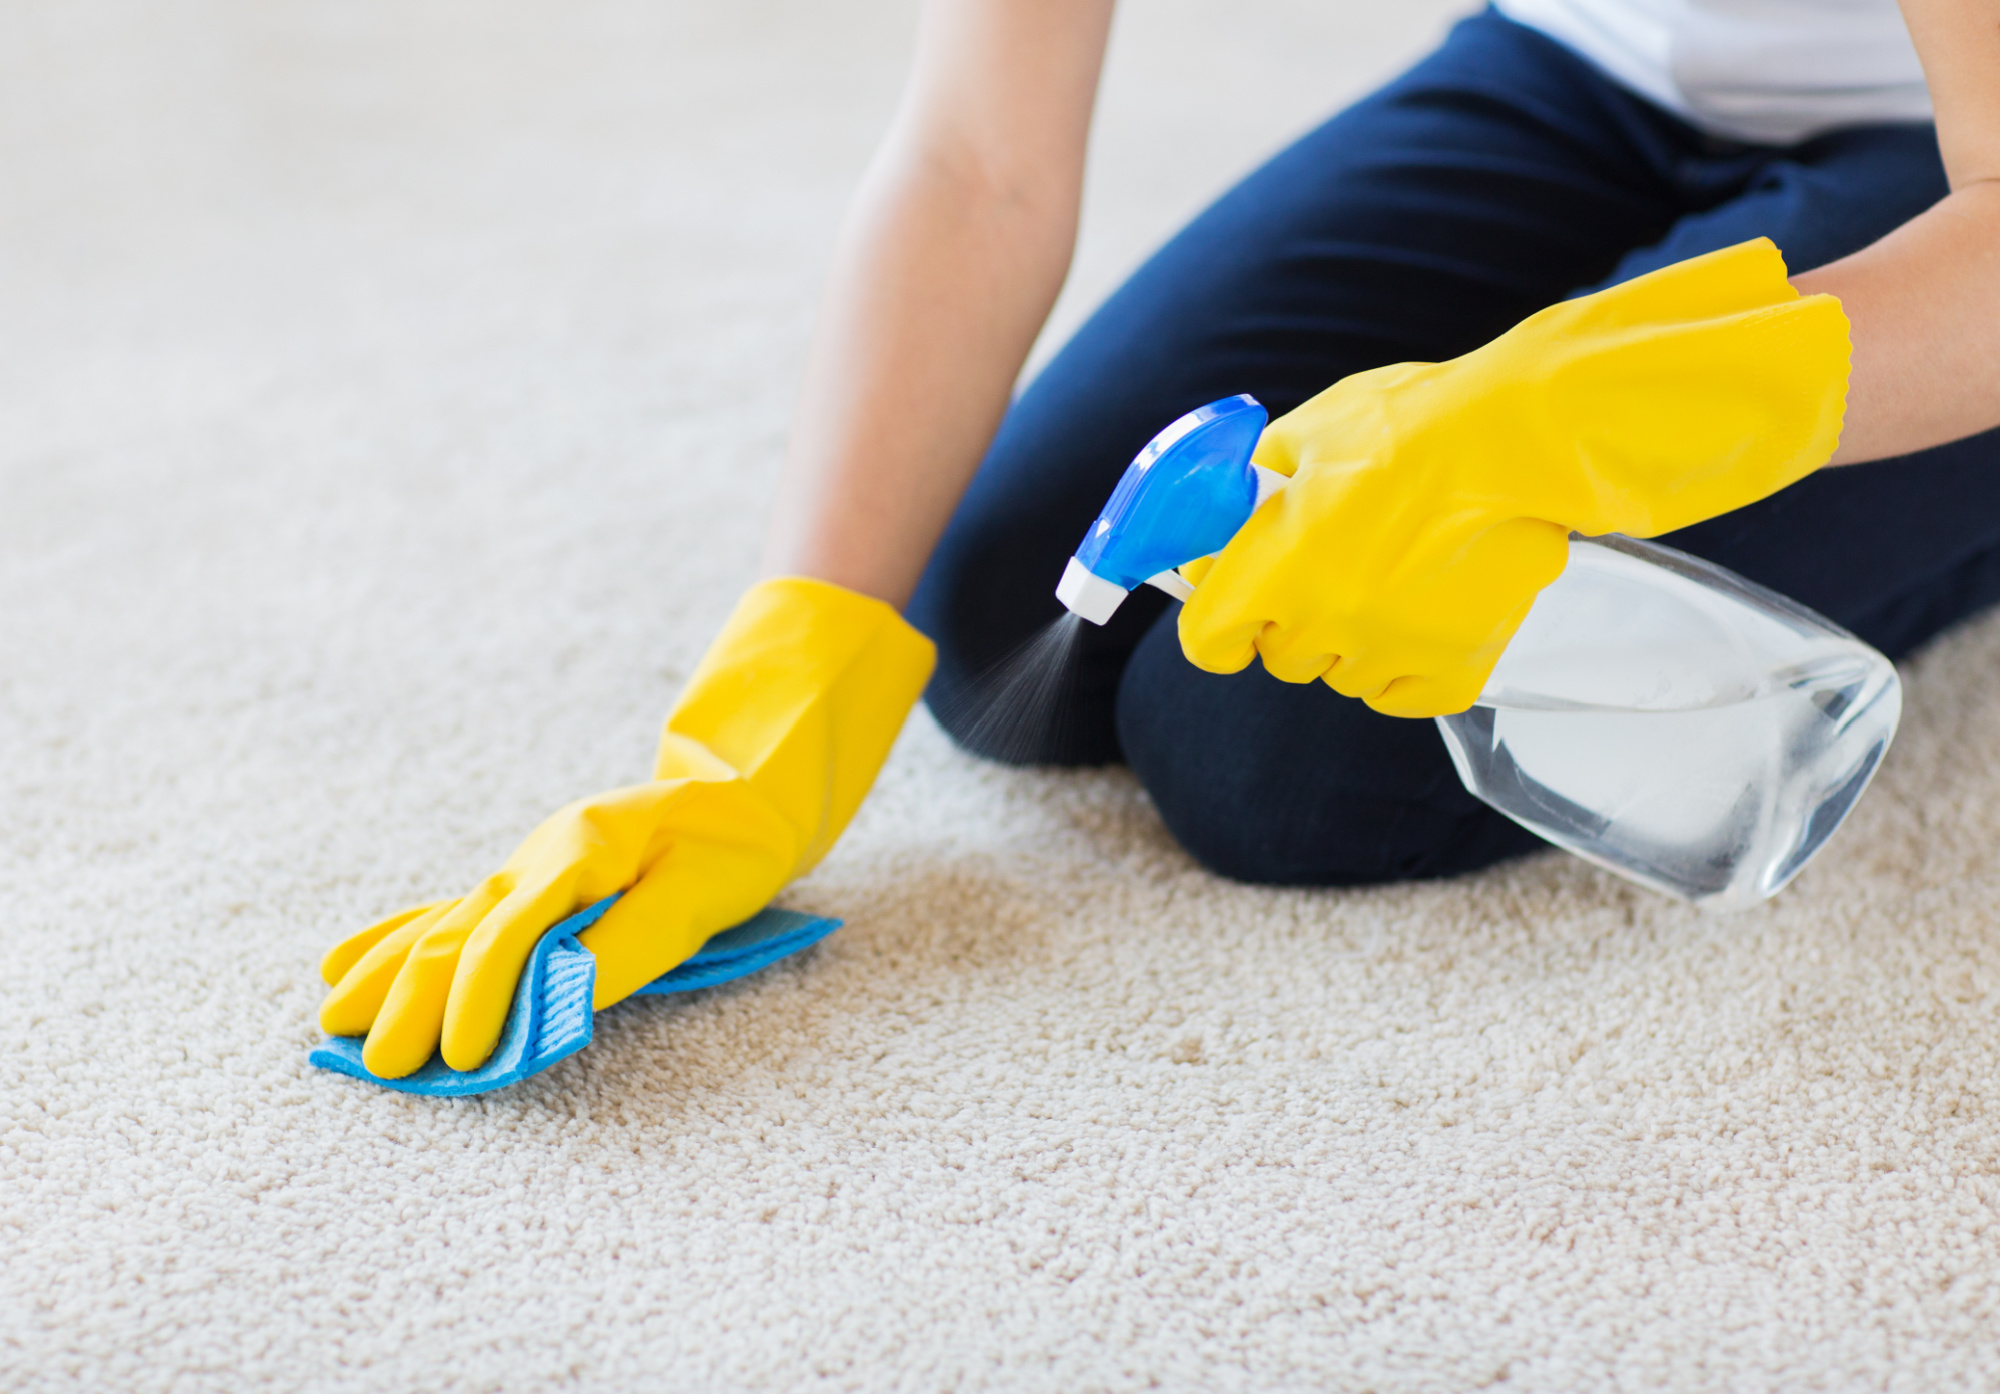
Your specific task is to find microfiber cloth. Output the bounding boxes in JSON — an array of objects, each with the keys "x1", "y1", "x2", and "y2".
[{"x1": 307, "y1": 899, "x2": 841, "y2": 1096}]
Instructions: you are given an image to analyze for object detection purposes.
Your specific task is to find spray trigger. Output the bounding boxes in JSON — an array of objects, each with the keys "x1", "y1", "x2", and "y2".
[{"x1": 1054, "y1": 395, "x2": 1272, "y2": 625}]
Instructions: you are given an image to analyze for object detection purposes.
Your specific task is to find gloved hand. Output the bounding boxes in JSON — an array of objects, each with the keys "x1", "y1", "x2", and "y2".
[
  {"x1": 317, "y1": 577, "x2": 936, "y2": 1079},
  {"x1": 1178, "y1": 238, "x2": 1851, "y2": 718}
]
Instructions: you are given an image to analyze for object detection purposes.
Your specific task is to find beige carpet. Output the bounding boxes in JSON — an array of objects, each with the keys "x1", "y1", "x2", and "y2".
[{"x1": 7, "y1": 2, "x2": 2000, "y2": 1389}]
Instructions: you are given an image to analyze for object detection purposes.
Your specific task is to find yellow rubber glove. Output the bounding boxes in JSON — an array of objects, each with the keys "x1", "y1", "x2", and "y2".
[
  {"x1": 317, "y1": 577, "x2": 935, "y2": 1079},
  {"x1": 1178, "y1": 238, "x2": 1851, "y2": 718}
]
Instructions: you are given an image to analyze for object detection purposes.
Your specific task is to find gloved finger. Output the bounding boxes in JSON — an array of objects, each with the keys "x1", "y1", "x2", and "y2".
[
  {"x1": 317, "y1": 900, "x2": 456, "y2": 1036},
  {"x1": 320, "y1": 900, "x2": 453, "y2": 986},
  {"x1": 1175, "y1": 474, "x2": 1293, "y2": 673},
  {"x1": 1176, "y1": 596, "x2": 1264, "y2": 675},
  {"x1": 1247, "y1": 429, "x2": 1302, "y2": 479},
  {"x1": 430, "y1": 782, "x2": 713, "y2": 1071},
  {"x1": 1175, "y1": 555, "x2": 1217, "y2": 589},
  {"x1": 1366, "y1": 665, "x2": 1492, "y2": 719},
  {"x1": 578, "y1": 788, "x2": 798, "y2": 1008},
  {"x1": 1253, "y1": 626, "x2": 1340, "y2": 686},
  {"x1": 359, "y1": 876, "x2": 511, "y2": 1080},
  {"x1": 575, "y1": 867, "x2": 710, "y2": 1011},
  {"x1": 1319, "y1": 651, "x2": 1405, "y2": 705},
  {"x1": 1473, "y1": 517, "x2": 1572, "y2": 597},
  {"x1": 436, "y1": 873, "x2": 586, "y2": 1073}
]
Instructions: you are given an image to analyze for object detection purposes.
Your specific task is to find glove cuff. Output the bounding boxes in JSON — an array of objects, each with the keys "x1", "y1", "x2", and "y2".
[
  {"x1": 1453, "y1": 237, "x2": 1851, "y2": 536},
  {"x1": 658, "y1": 577, "x2": 936, "y2": 873}
]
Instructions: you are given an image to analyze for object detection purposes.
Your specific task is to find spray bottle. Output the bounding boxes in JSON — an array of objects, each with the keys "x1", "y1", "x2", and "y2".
[{"x1": 1055, "y1": 396, "x2": 1902, "y2": 910}]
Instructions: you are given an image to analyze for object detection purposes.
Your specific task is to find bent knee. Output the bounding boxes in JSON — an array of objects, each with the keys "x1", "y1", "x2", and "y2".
[
  {"x1": 1145, "y1": 776, "x2": 1522, "y2": 887},
  {"x1": 1115, "y1": 623, "x2": 1540, "y2": 885}
]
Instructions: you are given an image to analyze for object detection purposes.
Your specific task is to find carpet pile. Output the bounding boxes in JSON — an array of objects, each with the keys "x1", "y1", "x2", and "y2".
[{"x1": 6, "y1": 2, "x2": 2000, "y2": 1389}]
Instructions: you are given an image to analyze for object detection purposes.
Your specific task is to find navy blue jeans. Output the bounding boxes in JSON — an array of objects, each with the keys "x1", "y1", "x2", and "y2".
[{"x1": 906, "y1": 8, "x2": 2000, "y2": 887}]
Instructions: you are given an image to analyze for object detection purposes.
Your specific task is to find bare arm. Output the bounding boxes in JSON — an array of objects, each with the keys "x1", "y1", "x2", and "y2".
[
  {"x1": 760, "y1": 0, "x2": 1117, "y2": 607},
  {"x1": 1795, "y1": 0, "x2": 2000, "y2": 465}
]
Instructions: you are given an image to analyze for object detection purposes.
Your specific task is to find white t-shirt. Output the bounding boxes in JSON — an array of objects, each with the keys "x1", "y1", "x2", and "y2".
[{"x1": 1493, "y1": 0, "x2": 1934, "y2": 143}]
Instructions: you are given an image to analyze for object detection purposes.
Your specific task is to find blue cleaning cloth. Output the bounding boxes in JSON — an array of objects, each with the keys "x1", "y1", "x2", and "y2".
[{"x1": 308, "y1": 899, "x2": 841, "y2": 1096}]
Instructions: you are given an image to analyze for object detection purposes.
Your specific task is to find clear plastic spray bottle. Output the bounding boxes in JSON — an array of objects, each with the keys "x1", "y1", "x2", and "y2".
[{"x1": 1054, "y1": 396, "x2": 1901, "y2": 911}]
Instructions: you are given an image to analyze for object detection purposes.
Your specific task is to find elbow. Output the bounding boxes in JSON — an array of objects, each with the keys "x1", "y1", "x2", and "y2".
[{"x1": 874, "y1": 117, "x2": 1083, "y2": 257}]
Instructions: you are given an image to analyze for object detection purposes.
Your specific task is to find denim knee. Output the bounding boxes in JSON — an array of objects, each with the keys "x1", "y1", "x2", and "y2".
[
  {"x1": 909, "y1": 463, "x2": 1172, "y2": 766},
  {"x1": 1114, "y1": 613, "x2": 1543, "y2": 886}
]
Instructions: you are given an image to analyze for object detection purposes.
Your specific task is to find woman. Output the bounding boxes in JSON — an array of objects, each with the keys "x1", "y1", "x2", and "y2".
[{"x1": 320, "y1": 0, "x2": 2000, "y2": 1079}]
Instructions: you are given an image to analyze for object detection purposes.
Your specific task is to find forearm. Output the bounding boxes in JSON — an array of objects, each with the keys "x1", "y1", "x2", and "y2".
[
  {"x1": 761, "y1": 0, "x2": 1115, "y2": 609},
  {"x1": 1795, "y1": 178, "x2": 2000, "y2": 465},
  {"x1": 1797, "y1": 0, "x2": 2000, "y2": 466},
  {"x1": 761, "y1": 140, "x2": 1080, "y2": 607}
]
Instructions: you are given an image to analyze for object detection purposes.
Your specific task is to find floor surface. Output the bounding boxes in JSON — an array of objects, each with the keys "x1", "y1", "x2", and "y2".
[{"x1": 7, "y1": 2, "x2": 2000, "y2": 1389}]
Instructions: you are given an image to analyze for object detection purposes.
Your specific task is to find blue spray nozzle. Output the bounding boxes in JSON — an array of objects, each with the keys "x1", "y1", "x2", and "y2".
[{"x1": 1055, "y1": 394, "x2": 1274, "y2": 624}]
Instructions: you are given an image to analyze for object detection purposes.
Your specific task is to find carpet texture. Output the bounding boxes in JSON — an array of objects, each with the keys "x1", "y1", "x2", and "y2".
[{"x1": 7, "y1": 2, "x2": 2000, "y2": 1390}]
